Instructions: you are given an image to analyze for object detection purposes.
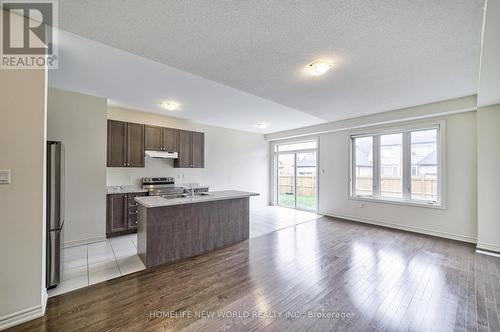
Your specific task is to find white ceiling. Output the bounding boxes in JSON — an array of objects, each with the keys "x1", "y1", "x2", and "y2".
[
  {"x1": 49, "y1": 31, "x2": 325, "y2": 134},
  {"x1": 53, "y1": 0, "x2": 485, "y2": 132}
]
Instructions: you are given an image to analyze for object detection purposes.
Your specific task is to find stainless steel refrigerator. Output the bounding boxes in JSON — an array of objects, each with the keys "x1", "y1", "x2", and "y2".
[{"x1": 46, "y1": 141, "x2": 64, "y2": 289}]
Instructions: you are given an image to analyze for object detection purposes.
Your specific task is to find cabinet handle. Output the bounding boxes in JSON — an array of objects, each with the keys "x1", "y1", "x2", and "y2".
[{"x1": 130, "y1": 211, "x2": 138, "y2": 214}]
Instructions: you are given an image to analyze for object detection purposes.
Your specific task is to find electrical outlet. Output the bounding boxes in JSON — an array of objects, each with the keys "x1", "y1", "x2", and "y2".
[
  {"x1": 0, "y1": 169, "x2": 11, "y2": 184},
  {"x1": 359, "y1": 203, "x2": 364, "y2": 208}
]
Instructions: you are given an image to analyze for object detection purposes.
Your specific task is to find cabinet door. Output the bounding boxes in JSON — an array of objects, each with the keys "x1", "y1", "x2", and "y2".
[
  {"x1": 127, "y1": 123, "x2": 145, "y2": 167},
  {"x1": 162, "y1": 127, "x2": 179, "y2": 152},
  {"x1": 107, "y1": 194, "x2": 127, "y2": 234},
  {"x1": 107, "y1": 120, "x2": 127, "y2": 167},
  {"x1": 191, "y1": 132, "x2": 204, "y2": 168},
  {"x1": 175, "y1": 130, "x2": 192, "y2": 168},
  {"x1": 144, "y1": 125, "x2": 162, "y2": 151}
]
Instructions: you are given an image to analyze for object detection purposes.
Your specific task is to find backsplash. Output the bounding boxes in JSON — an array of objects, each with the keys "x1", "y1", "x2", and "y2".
[{"x1": 106, "y1": 156, "x2": 205, "y2": 187}]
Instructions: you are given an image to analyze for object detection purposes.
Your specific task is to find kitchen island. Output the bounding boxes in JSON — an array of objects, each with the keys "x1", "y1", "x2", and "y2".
[{"x1": 134, "y1": 190, "x2": 259, "y2": 268}]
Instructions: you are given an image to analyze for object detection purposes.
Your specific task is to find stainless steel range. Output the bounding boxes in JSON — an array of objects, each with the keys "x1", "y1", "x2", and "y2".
[
  {"x1": 142, "y1": 177, "x2": 210, "y2": 198},
  {"x1": 142, "y1": 177, "x2": 184, "y2": 197}
]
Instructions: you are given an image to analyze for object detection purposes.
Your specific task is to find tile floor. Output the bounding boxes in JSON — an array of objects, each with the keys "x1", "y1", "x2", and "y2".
[
  {"x1": 48, "y1": 233, "x2": 145, "y2": 297},
  {"x1": 50, "y1": 206, "x2": 321, "y2": 297}
]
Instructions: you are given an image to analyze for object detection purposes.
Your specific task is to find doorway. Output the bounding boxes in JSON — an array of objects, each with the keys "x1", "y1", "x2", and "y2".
[{"x1": 275, "y1": 140, "x2": 318, "y2": 212}]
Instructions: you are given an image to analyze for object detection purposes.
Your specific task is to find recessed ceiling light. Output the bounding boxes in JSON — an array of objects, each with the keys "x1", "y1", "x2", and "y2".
[
  {"x1": 161, "y1": 101, "x2": 180, "y2": 111},
  {"x1": 256, "y1": 122, "x2": 269, "y2": 129},
  {"x1": 307, "y1": 61, "x2": 333, "y2": 76}
]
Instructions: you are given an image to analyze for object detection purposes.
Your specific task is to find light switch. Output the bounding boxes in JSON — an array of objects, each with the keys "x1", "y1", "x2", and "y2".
[{"x1": 0, "y1": 170, "x2": 11, "y2": 184}]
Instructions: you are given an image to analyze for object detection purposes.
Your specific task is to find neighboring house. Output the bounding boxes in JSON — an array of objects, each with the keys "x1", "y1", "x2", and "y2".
[
  {"x1": 278, "y1": 153, "x2": 317, "y2": 176},
  {"x1": 356, "y1": 133, "x2": 437, "y2": 177},
  {"x1": 414, "y1": 150, "x2": 437, "y2": 176}
]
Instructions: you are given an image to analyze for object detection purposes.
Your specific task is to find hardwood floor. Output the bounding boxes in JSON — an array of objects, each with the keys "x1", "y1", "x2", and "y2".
[
  {"x1": 9, "y1": 216, "x2": 500, "y2": 331},
  {"x1": 250, "y1": 206, "x2": 320, "y2": 238}
]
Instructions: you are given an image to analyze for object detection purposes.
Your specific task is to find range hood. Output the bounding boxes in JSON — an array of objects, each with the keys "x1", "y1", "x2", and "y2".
[{"x1": 145, "y1": 150, "x2": 178, "y2": 159}]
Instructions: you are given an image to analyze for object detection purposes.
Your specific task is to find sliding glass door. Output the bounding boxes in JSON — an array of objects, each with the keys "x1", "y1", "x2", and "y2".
[
  {"x1": 275, "y1": 141, "x2": 317, "y2": 211},
  {"x1": 296, "y1": 151, "x2": 317, "y2": 210},
  {"x1": 277, "y1": 154, "x2": 296, "y2": 208}
]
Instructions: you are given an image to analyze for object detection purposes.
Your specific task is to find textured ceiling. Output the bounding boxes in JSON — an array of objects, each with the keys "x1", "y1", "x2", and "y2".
[
  {"x1": 57, "y1": 0, "x2": 484, "y2": 125},
  {"x1": 49, "y1": 31, "x2": 324, "y2": 134}
]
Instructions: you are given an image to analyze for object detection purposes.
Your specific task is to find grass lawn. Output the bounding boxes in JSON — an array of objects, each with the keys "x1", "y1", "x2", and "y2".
[{"x1": 278, "y1": 193, "x2": 316, "y2": 210}]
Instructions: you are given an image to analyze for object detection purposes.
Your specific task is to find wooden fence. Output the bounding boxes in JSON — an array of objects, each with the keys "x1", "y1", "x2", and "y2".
[
  {"x1": 356, "y1": 175, "x2": 437, "y2": 200},
  {"x1": 279, "y1": 176, "x2": 316, "y2": 196},
  {"x1": 279, "y1": 175, "x2": 437, "y2": 200}
]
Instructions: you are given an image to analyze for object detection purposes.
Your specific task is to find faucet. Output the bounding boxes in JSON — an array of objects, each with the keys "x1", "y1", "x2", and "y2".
[{"x1": 185, "y1": 184, "x2": 195, "y2": 198}]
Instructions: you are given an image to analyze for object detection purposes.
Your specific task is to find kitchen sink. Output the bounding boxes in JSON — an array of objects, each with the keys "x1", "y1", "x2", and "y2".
[
  {"x1": 161, "y1": 192, "x2": 211, "y2": 200},
  {"x1": 161, "y1": 194, "x2": 188, "y2": 199}
]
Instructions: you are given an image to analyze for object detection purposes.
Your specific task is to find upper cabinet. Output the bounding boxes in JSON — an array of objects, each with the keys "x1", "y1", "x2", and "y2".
[
  {"x1": 162, "y1": 128, "x2": 179, "y2": 152},
  {"x1": 107, "y1": 120, "x2": 127, "y2": 167},
  {"x1": 145, "y1": 125, "x2": 179, "y2": 152},
  {"x1": 108, "y1": 120, "x2": 203, "y2": 168},
  {"x1": 191, "y1": 131, "x2": 204, "y2": 168},
  {"x1": 144, "y1": 125, "x2": 162, "y2": 151},
  {"x1": 175, "y1": 130, "x2": 204, "y2": 168},
  {"x1": 107, "y1": 120, "x2": 145, "y2": 167},
  {"x1": 126, "y1": 122, "x2": 145, "y2": 167}
]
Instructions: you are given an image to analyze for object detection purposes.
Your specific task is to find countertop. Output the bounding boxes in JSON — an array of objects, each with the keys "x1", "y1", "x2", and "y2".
[
  {"x1": 107, "y1": 186, "x2": 149, "y2": 194},
  {"x1": 134, "y1": 190, "x2": 259, "y2": 208}
]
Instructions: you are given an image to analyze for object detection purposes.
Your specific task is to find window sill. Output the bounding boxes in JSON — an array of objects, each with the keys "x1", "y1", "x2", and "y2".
[{"x1": 349, "y1": 196, "x2": 446, "y2": 210}]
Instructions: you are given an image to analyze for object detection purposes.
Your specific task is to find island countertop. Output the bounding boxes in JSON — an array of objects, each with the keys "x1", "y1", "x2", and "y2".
[{"x1": 134, "y1": 190, "x2": 259, "y2": 208}]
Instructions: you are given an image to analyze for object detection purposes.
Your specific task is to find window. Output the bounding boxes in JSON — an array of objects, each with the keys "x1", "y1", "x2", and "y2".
[
  {"x1": 353, "y1": 136, "x2": 373, "y2": 196},
  {"x1": 380, "y1": 133, "x2": 402, "y2": 198},
  {"x1": 411, "y1": 129, "x2": 438, "y2": 201},
  {"x1": 350, "y1": 125, "x2": 442, "y2": 206}
]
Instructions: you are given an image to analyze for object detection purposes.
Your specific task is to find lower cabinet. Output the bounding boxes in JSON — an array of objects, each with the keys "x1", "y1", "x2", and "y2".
[{"x1": 106, "y1": 192, "x2": 148, "y2": 237}]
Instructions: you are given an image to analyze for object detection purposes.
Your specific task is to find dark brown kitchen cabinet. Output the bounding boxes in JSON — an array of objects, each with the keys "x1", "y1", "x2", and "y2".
[
  {"x1": 107, "y1": 120, "x2": 127, "y2": 167},
  {"x1": 144, "y1": 125, "x2": 179, "y2": 152},
  {"x1": 191, "y1": 131, "x2": 204, "y2": 168},
  {"x1": 106, "y1": 194, "x2": 127, "y2": 235},
  {"x1": 144, "y1": 125, "x2": 163, "y2": 151},
  {"x1": 107, "y1": 120, "x2": 145, "y2": 167},
  {"x1": 175, "y1": 130, "x2": 204, "y2": 168},
  {"x1": 175, "y1": 130, "x2": 192, "y2": 168},
  {"x1": 162, "y1": 128, "x2": 179, "y2": 152},
  {"x1": 106, "y1": 192, "x2": 148, "y2": 237},
  {"x1": 127, "y1": 122, "x2": 145, "y2": 167}
]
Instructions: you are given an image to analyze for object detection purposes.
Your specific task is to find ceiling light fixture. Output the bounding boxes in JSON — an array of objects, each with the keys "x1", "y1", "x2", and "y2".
[
  {"x1": 256, "y1": 122, "x2": 269, "y2": 129},
  {"x1": 161, "y1": 101, "x2": 180, "y2": 111},
  {"x1": 307, "y1": 61, "x2": 333, "y2": 76}
]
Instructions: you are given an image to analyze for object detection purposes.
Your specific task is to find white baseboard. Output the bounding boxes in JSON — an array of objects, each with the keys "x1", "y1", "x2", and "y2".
[
  {"x1": 476, "y1": 242, "x2": 500, "y2": 254},
  {"x1": 0, "y1": 304, "x2": 44, "y2": 331},
  {"x1": 321, "y1": 211, "x2": 477, "y2": 244},
  {"x1": 476, "y1": 249, "x2": 500, "y2": 258},
  {"x1": 42, "y1": 289, "x2": 48, "y2": 314},
  {"x1": 63, "y1": 235, "x2": 107, "y2": 248}
]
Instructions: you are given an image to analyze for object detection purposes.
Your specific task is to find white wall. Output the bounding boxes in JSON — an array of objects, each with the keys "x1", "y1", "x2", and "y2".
[
  {"x1": 318, "y1": 112, "x2": 477, "y2": 242},
  {"x1": 0, "y1": 68, "x2": 47, "y2": 327},
  {"x1": 476, "y1": 0, "x2": 500, "y2": 253},
  {"x1": 268, "y1": 97, "x2": 479, "y2": 243},
  {"x1": 477, "y1": 0, "x2": 500, "y2": 107},
  {"x1": 477, "y1": 104, "x2": 500, "y2": 252},
  {"x1": 107, "y1": 107, "x2": 269, "y2": 207},
  {"x1": 47, "y1": 88, "x2": 108, "y2": 247}
]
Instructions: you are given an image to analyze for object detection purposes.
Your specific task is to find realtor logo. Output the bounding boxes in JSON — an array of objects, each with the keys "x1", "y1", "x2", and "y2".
[{"x1": 1, "y1": 0, "x2": 58, "y2": 69}]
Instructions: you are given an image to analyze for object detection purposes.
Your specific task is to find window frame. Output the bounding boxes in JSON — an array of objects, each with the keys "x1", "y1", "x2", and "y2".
[{"x1": 349, "y1": 121, "x2": 445, "y2": 209}]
